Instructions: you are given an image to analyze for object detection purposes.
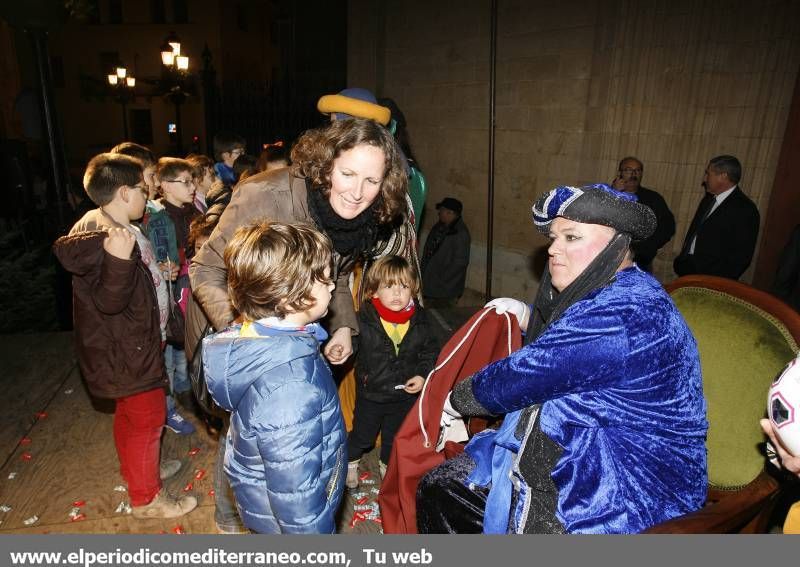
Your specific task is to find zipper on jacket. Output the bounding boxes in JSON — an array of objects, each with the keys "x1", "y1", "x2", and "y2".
[{"x1": 326, "y1": 444, "x2": 345, "y2": 500}]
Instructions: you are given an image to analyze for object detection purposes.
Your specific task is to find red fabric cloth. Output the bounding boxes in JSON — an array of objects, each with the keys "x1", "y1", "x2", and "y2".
[
  {"x1": 113, "y1": 388, "x2": 167, "y2": 506},
  {"x1": 378, "y1": 308, "x2": 522, "y2": 533}
]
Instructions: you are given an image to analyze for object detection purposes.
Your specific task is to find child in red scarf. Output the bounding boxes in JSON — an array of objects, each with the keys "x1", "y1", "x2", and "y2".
[{"x1": 347, "y1": 256, "x2": 440, "y2": 489}]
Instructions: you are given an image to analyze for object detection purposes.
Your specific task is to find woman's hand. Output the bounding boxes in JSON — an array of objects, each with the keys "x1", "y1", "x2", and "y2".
[
  {"x1": 485, "y1": 297, "x2": 530, "y2": 329},
  {"x1": 760, "y1": 418, "x2": 800, "y2": 476},
  {"x1": 324, "y1": 327, "x2": 353, "y2": 365},
  {"x1": 404, "y1": 376, "x2": 425, "y2": 394}
]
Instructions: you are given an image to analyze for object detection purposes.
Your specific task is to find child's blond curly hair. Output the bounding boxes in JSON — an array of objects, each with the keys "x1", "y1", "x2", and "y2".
[{"x1": 225, "y1": 221, "x2": 333, "y2": 321}]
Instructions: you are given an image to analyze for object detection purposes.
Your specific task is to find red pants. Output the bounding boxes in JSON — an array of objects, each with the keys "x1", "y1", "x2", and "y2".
[{"x1": 113, "y1": 388, "x2": 166, "y2": 506}]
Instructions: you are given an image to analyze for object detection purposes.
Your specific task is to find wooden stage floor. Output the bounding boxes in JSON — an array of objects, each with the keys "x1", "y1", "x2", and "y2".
[{"x1": 0, "y1": 305, "x2": 478, "y2": 534}]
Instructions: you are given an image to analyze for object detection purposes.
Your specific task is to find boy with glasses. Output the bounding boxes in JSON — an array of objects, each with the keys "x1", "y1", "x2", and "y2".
[
  {"x1": 213, "y1": 132, "x2": 246, "y2": 186},
  {"x1": 142, "y1": 157, "x2": 200, "y2": 435},
  {"x1": 53, "y1": 153, "x2": 197, "y2": 519}
]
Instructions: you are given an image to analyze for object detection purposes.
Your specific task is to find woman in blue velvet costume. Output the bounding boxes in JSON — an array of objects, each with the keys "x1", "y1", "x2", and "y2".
[{"x1": 417, "y1": 184, "x2": 708, "y2": 534}]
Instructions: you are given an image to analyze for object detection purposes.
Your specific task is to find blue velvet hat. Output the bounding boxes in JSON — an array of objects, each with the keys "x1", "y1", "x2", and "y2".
[{"x1": 532, "y1": 183, "x2": 656, "y2": 241}]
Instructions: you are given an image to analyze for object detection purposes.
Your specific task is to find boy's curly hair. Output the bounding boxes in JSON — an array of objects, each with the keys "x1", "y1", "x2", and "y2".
[
  {"x1": 225, "y1": 221, "x2": 333, "y2": 321},
  {"x1": 290, "y1": 117, "x2": 407, "y2": 225}
]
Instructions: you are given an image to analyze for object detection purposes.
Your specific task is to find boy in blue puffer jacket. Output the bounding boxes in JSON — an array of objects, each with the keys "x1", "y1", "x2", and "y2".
[{"x1": 203, "y1": 221, "x2": 346, "y2": 534}]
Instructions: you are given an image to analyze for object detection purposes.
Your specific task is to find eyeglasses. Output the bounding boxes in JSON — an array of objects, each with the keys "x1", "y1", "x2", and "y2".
[
  {"x1": 230, "y1": 149, "x2": 244, "y2": 157},
  {"x1": 163, "y1": 178, "x2": 195, "y2": 187},
  {"x1": 620, "y1": 168, "x2": 642, "y2": 175}
]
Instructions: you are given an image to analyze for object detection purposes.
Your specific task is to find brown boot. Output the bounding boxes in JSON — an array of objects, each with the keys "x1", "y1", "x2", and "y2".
[{"x1": 132, "y1": 490, "x2": 197, "y2": 519}]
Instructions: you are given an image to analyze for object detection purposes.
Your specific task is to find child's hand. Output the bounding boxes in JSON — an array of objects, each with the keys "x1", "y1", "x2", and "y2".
[
  {"x1": 404, "y1": 376, "x2": 425, "y2": 394},
  {"x1": 103, "y1": 228, "x2": 135, "y2": 260},
  {"x1": 158, "y1": 260, "x2": 179, "y2": 281},
  {"x1": 324, "y1": 327, "x2": 353, "y2": 365}
]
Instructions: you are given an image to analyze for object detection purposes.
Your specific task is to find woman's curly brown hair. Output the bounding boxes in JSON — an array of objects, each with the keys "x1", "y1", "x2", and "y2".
[
  {"x1": 224, "y1": 221, "x2": 333, "y2": 321},
  {"x1": 290, "y1": 117, "x2": 408, "y2": 225}
]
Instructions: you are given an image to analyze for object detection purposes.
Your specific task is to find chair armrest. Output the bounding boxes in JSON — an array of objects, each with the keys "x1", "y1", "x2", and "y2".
[{"x1": 643, "y1": 471, "x2": 780, "y2": 533}]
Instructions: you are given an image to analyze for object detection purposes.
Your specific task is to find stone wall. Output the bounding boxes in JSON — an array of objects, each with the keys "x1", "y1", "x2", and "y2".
[{"x1": 349, "y1": 0, "x2": 800, "y2": 298}]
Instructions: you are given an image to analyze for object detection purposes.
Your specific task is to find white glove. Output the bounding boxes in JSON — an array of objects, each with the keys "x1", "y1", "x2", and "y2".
[
  {"x1": 485, "y1": 297, "x2": 530, "y2": 329},
  {"x1": 436, "y1": 393, "x2": 468, "y2": 452}
]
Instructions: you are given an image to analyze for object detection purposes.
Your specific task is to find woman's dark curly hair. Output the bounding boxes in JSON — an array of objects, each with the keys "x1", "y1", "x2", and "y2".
[{"x1": 291, "y1": 117, "x2": 408, "y2": 225}]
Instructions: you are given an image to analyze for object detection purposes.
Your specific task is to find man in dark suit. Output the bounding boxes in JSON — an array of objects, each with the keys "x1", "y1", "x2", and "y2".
[
  {"x1": 673, "y1": 155, "x2": 760, "y2": 280},
  {"x1": 612, "y1": 156, "x2": 675, "y2": 272}
]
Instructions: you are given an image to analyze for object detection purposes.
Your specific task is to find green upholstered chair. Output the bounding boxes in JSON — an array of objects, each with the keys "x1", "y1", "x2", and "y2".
[{"x1": 645, "y1": 275, "x2": 800, "y2": 533}]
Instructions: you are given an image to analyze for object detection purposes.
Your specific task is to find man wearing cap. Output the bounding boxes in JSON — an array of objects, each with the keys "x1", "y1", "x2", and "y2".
[
  {"x1": 418, "y1": 184, "x2": 706, "y2": 534},
  {"x1": 611, "y1": 156, "x2": 675, "y2": 272},
  {"x1": 420, "y1": 197, "x2": 471, "y2": 307}
]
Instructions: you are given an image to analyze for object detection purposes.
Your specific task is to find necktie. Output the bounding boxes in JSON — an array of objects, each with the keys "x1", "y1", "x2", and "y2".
[{"x1": 682, "y1": 193, "x2": 716, "y2": 254}]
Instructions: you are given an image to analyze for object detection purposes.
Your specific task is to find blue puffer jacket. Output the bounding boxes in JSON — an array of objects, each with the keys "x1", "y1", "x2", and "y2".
[{"x1": 204, "y1": 323, "x2": 346, "y2": 533}]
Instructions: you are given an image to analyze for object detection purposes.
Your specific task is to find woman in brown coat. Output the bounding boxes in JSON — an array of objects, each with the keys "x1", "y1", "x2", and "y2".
[{"x1": 188, "y1": 117, "x2": 419, "y2": 533}]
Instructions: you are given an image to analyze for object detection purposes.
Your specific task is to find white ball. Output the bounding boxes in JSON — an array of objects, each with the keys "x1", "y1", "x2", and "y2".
[{"x1": 768, "y1": 354, "x2": 800, "y2": 456}]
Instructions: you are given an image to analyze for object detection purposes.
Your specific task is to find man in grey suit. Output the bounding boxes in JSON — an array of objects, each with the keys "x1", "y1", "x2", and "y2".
[{"x1": 673, "y1": 155, "x2": 760, "y2": 280}]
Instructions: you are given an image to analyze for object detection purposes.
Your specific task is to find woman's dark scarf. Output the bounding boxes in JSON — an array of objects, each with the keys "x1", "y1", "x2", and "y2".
[{"x1": 306, "y1": 179, "x2": 391, "y2": 258}]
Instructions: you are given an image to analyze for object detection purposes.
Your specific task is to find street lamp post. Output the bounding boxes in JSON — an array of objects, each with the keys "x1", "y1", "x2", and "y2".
[
  {"x1": 160, "y1": 32, "x2": 190, "y2": 154},
  {"x1": 107, "y1": 65, "x2": 135, "y2": 139}
]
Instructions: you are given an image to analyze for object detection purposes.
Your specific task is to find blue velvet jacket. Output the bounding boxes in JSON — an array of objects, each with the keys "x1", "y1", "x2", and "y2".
[
  {"x1": 463, "y1": 267, "x2": 708, "y2": 533},
  {"x1": 204, "y1": 322, "x2": 346, "y2": 533}
]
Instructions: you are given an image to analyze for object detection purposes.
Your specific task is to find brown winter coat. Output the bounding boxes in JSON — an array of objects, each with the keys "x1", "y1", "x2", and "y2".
[
  {"x1": 53, "y1": 210, "x2": 167, "y2": 399},
  {"x1": 187, "y1": 167, "x2": 419, "y2": 359}
]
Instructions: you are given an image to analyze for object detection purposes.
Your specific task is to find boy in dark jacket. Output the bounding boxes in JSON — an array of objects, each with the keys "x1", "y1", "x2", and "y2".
[
  {"x1": 204, "y1": 221, "x2": 346, "y2": 533},
  {"x1": 53, "y1": 153, "x2": 197, "y2": 519},
  {"x1": 347, "y1": 255, "x2": 439, "y2": 488},
  {"x1": 142, "y1": 157, "x2": 200, "y2": 435}
]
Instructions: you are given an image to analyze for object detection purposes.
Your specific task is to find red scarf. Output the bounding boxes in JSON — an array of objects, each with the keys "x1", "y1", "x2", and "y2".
[{"x1": 370, "y1": 297, "x2": 416, "y2": 324}]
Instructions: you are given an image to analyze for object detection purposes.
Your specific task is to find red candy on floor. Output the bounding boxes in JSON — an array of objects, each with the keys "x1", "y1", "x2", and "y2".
[
  {"x1": 207, "y1": 489, "x2": 215, "y2": 497},
  {"x1": 35, "y1": 412, "x2": 48, "y2": 419},
  {"x1": 70, "y1": 513, "x2": 86, "y2": 522},
  {"x1": 356, "y1": 496, "x2": 369, "y2": 505},
  {"x1": 182, "y1": 482, "x2": 193, "y2": 492},
  {"x1": 350, "y1": 513, "x2": 365, "y2": 528},
  {"x1": 187, "y1": 447, "x2": 200, "y2": 456},
  {"x1": 19, "y1": 438, "x2": 31, "y2": 445},
  {"x1": 72, "y1": 500, "x2": 85, "y2": 507},
  {"x1": 172, "y1": 525, "x2": 185, "y2": 534},
  {"x1": 20, "y1": 453, "x2": 32, "y2": 461},
  {"x1": 194, "y1": 469, "x2": 206, "y2": 480},
  {"x1": 359, "y1": 472, "x2": 370, "y2": 481}
]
